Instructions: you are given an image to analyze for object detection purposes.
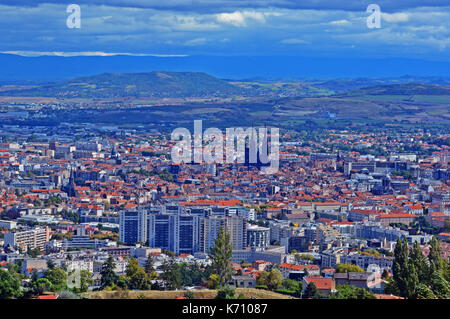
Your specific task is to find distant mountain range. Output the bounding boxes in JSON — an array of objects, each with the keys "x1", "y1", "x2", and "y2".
[
  {"x1": 1, "y1": 53, "x2": 450, "y2": 81},
  {"x1": 0, "y1": 72, "x2": 245, "y2": 98},
  {"x1": 0, "y1": 71, "x2": 449, "y2": 99}
]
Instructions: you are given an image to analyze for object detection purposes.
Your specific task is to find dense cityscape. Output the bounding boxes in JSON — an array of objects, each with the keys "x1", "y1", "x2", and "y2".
[{"x1": 0, "y1": 116, "x2": 449, "y2": 300}]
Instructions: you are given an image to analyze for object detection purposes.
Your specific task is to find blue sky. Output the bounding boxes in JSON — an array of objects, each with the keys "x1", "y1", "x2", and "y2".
[{"x1": 0, "y1": 0, "x2": 449, "y2": 61}]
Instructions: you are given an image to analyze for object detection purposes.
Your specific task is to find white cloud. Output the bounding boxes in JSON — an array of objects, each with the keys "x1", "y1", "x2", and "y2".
[
  {"x1": 169, "y1": 15, "x2": 219, "y2": 31},
  {"x1": 216, "y1": 11, "x2": 266, "y2": 27},
  {"x1": 184, "y1": 38, "x2": 207, "y2": 46},
  {"x1": 382, "y1": 12, "x2": 410, "y2": 23},
  {"x1": 330, "y1": 19, "x2": 350, "y2": 25},
  {"x1": 280, "y1": 38, "x2": 309, "y2": 44},
  {"x1": 1, "y1": 51, "x2": 187, "y2": 57}
]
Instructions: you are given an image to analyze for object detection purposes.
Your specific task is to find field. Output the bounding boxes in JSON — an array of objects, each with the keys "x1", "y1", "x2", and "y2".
[{"x1": 81, "y1": 288, "x2": 296, "y2": 299}]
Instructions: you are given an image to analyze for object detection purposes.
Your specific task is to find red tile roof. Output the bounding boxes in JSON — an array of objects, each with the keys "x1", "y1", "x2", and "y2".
[
  {"x1": 304, "y1": 277, "x2": 334, "y2": 290},
  {"x1": 377, "y1": 213, "x2": 415, "y2": 218},
  {"x1": 37, "y1": 294, "x2": 58, "y2": 299},
  {"x1": 280, "y1": 263, "x2": 319, "y2": 271}
]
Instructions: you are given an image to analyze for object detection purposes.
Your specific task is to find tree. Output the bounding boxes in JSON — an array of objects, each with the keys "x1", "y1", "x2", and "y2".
[
  {"x1": 428, "y1": 236, "x2": 444, "y2": 275},
  {"x1": 303, "y1": 282, "x2": 317, "y2": 299},
  {"x1": 281, "y1": 279, "x2": 302, "y2": 296},
  {"x1": 256, "y1": 271, "x2": 269, "y2": 286},
  {"x1": 161, "y1": 257, "x2": 181, "y2": 290},
  {"x1": 300, "y1": 254, "x2": 315, "y2": 262},
  {"x1": 27, "y1": 247, "x2": 41, "y2": 258},
  {"x1": 444, "y1": 260, "x2": 450, "y2": 283},
  {"x1": 45, "y1": 267, "x2": 67, "y2": 292},
  {"x1": 383, "y1": 276, "x2": 399, "y2": 296},
  {"x1": 125, "y1": 259, "x2": 150, "y2": 290},
  {"x1": 445, "y1": 220, "x2": 450, "y2": 233},
  {"x1": 392, "y1": 237, "x2": 418, "y2": 298},
  {"x1": 177, "y1": 262, "x2": 209, "y2": 287},
  {"x1": 144, "y1": 254, "x2": 158, "y2": 280},
  {"x1": 216, "y1": 285, "x2": 235, "y2": 299},
  {"x1": 100, "y1": 256, "x2": 119, "y2": 289},
  {"x1": 0, "y1": 270, "x2": 22, "y2": 299},
  {"x1": 144, "y1": 254, "x2": 154, "y2": 274},
  {"x1": 410, "y1": 241, "x2": 428, "y2": 283},
  {"x1": 335, "y1": 264, "x2": 364, "y2": 273},
  {"x1": 429, "y1": 272, "x2": 450, "y2": 299},
  {"x1": 46, "y1": 259, "x2": 56, "y2": 270},
  {"x1": 76, "y1": 270, "x2": 93, "y2": 293},
  {"x1": 208, "y1": 274, "x2": 220, "y2": 289},
  {"x1": 158, "y1": 169, "x2": 174, "y2": 182},
  {"x1": 209, "y1": 226, "x2": 233, "y2": 287},
  {"x1": 267, "y1": 269, "x2": 283, "y2": 290},
  {"x1": 416, "y1": 283, "x2": 436, "y2": 299},
  {"x1": 32, "y1": 278, "x2": 53, "y2": 295},
  {"x1": 331, "y1": 285, "x2": 376, "y2": 299},
  {"x1": 116, "y1": 275, "x2": 129, "y2": 289},
  {"x1": 387, "y1": 238, "x2": 449, "y2": 298}
]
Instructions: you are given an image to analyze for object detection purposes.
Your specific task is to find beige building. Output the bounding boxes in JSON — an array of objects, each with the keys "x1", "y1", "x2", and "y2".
[{"x1": 4, "y1": 227, "x2": 50, "y2": 251}]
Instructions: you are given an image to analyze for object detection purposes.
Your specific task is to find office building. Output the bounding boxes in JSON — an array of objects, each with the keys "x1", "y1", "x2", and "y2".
[
  {"x1": 247, "y1": 225, "x2": 270, "y2": 248},
  {"x1": 119, "y1": 211, "x2": 148, "y2": 245}
]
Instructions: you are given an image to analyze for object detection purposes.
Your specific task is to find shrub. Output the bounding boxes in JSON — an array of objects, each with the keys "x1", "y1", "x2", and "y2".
[
  {"x1": 275, "y1": 288, "x2": 298, "y2": 297},
  {"x1": 255, "y1": 285, "x2": 269, "y2": 290}
]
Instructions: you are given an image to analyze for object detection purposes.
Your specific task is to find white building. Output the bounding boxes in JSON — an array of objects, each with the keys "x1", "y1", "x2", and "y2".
[
  {"x1": 65, "y1": 260, "x2": 94, "y2": 273},
  {"x1": 4, "y1": 227, "x2": 50, "y2": 250},
  {"x1": 0, "y1": 220, "x2": 17, "y2": 229},
  {"x1": 247, "y1": 225, "x2": 270, "y2": 248}
]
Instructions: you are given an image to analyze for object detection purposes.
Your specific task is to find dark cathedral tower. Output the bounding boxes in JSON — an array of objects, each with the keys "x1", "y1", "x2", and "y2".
[{"x1": 63, "y1": 168, "x2": 78, "y2": 197}]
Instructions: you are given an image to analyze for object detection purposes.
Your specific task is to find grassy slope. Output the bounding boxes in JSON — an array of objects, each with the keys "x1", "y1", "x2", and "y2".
[{"x1": 82, "y1": 288, "x2": 296, "y2": 299}]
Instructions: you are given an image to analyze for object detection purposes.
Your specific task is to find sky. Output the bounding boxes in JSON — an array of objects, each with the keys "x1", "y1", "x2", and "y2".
[{"x1": 0, "y1": 0, "x2": 449, "y2": 61}]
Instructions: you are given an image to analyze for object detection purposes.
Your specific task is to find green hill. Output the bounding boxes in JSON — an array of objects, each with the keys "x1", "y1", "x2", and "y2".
[{"x1": 0, "y1": 72, "x2": 247, "y2": 98}]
